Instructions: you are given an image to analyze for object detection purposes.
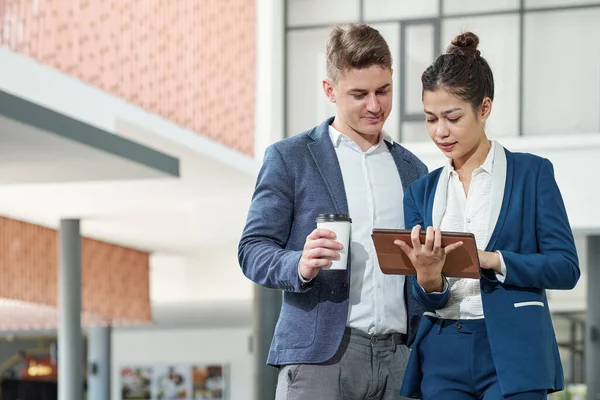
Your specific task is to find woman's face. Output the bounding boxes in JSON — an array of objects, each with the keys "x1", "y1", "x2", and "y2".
[{"x1": 422, "y1": 89, "x2": 491, "y2": 163}]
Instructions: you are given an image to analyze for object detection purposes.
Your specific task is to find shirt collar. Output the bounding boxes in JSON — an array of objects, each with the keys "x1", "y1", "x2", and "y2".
[
  {"x1": 480, "y1": 140, "x2": 496, "y2": 174},
  {"x1": 329, "y1": 124, "x2": 394, "y2": 148},
  {"x1": 448, "y1": 140, "x2": 495, "y2": 175}
]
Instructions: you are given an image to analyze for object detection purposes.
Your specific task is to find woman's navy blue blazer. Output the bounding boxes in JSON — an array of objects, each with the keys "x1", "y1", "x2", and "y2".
[{"x1": 400, "y1": 148, "x2": 580, "y2": 397}]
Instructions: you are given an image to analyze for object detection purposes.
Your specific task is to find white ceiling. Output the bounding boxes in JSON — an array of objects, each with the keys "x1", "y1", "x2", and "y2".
[
  {"x1": 0, "y1": 125, "x2": 257, "y2": 254},
  {"x1": 0, "y1": 114, "x2": 179, "y2": 185},
  {"x1": 0, "y1": 86, "x2": 180, "y2": 185},
  {"x1": 0, "y1": 299, "x2": 253, "y2": 335}
]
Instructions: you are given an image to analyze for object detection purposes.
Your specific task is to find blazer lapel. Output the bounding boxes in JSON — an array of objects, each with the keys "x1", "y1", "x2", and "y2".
[
  {"x1": 486, "y1": 148, "x2": 513, "y2": 252},
  {"x1": 432, "y1": 165, "x2": 450, "y2": 227},
  {"x1": 388, "y1": 143, "x2": 415, "y2": 190},
  {"x1": 307, "y1": 120, "x2": 349, "y2": 214},
  {"x1": 483, "y1": 143, "x2": 507, "y2": 249}
]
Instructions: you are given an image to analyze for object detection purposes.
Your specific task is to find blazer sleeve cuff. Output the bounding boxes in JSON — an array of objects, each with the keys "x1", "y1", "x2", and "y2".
[
  {"x1": 289, "y1": 252, "x2": 314, "y2": 292},
  {"x1": 411, "y1": 275, "x2": 450, "y2": 311},
  {"x1": 298, "y1": 259, "x2": 312, "y2": 284}
]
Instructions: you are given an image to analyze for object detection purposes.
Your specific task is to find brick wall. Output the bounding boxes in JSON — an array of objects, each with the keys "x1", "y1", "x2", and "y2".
[
  {"x1": 0, "y1": 216, "x2": 151, "y2": 329},
  {"x1": 0, "y1": 0, "x2": 256, "y2": 155}
]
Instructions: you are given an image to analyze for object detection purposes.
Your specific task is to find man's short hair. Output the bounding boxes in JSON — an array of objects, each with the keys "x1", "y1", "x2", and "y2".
[{"x1": 325, "y1": 24, "x2": 392, "y2": 83}]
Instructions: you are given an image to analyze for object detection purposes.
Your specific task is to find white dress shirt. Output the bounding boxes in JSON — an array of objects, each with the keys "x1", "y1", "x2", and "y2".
[
  {"x1": 330, "y1": 125, "x2": 407, "y2": 335},
  {"x1": 434, "y1": 141, "x2": 507, "y2": 320}
]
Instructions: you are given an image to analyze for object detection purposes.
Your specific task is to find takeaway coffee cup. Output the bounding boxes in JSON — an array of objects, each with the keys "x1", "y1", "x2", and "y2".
[{"x1": 316, "y1": 213, "x2": 352, "y2": 270}]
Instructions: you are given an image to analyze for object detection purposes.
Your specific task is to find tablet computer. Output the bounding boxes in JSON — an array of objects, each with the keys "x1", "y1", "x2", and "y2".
[{"x1": 371, "y1": 228, "x2": 480, "y2": 279}]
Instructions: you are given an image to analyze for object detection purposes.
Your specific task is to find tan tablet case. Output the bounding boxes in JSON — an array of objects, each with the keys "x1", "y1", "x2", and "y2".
[{"x1": 371, "y1": 228, "x2": 480, "y2": 279}]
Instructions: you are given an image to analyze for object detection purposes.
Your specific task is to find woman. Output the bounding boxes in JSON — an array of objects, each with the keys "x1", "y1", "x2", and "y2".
[{"x1": 395, "y1": 32, "x2": 580, "y2": 399}]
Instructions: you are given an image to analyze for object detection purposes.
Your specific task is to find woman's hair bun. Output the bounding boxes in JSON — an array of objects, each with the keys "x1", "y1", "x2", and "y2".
[{"x1": 446, "y1": 31, "x2": 481, "y2": 60}]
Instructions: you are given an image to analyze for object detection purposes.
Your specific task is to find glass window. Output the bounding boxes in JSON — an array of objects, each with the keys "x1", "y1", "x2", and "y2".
[
  {"x1": 287, "y1": 0, "x2": 359, "y2": 28},
  {"x1": 523, "y1": 8, "x2": 600, "y2": 135},
  {"x1": 402, "y1": 121, "x2": 429, "y2": 142},
  {"x1": 363, "y1": 0, "x2": 438, "y2": 21},
  {"x1": 553, "y1": 312, "x2": 585, "y2": 385},
  {"x1": 526, "y1": 0, "x2": 600, "y2": 9},
  {"x1": 442, "y1": 15, "x2": 520, "y2": 137},
  {"x1": 370, "y1": 23, "x2": 401, "y2": 143},
  {"x1": 443, "y1": 0, "x2": 519, "y2": 15},
  {"x1": 405, "y1": 24, "x2": 435, "y2": 115},
  {"x1": 286, "y1": 28, "x2": 331, "y2": 136}
]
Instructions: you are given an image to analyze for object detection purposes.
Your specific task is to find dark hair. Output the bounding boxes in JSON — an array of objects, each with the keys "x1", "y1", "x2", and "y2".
[
  {"x1": 421, "y1": 31, "x2": 494, "y2": 111},
  {"x1": 326, "y1": 24, "x2": 392, "y2": 83}
]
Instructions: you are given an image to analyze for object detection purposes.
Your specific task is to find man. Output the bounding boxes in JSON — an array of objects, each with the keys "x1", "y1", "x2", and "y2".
[{"x1": 238, "y1": 24, "x2": 427, "y2": 400}]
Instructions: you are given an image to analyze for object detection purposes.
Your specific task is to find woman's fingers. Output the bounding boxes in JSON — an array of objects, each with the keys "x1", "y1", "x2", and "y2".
[
  {"x1": 433, "y1": 227, "x2": 442, "y2": 250},
  {"x1": 410, "y1": 225, "x2": 422, "y2": 250},
  {"x1": 424, "y1": 226, "x2": 434, "y2": 250},
  {"x1": 444, "y1": 241, "x2": 463, "y2": 255},
  {"x1": 394, "y1": 240, "x2": 412, "y2": 257}
]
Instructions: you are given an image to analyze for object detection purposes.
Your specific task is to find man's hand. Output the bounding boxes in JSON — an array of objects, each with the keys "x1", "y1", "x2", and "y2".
[
  {"x1": 299, "y1": 228, "x2": 344, "y2": 281},
  {"x1": 394, "y1": 225, "x2": 463, "y2": 292}
]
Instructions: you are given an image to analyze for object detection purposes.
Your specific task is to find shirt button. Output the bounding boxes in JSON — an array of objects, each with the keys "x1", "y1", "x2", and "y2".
[
  {"x1": 377, "y1": 283, "x2": 381, "y2": 288},
  {"x1": 467, "y1": 218, "x2": 471, "y2": 223},
  {"x1": 378, "y1": 317, "x2": 382, "y2": 322},
  {"x1": 465, "y1": 296, "x2": 470, "y2": 302}
]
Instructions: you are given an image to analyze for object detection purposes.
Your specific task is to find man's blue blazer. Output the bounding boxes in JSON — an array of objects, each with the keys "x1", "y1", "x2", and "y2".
[
  {"x1": 238, "y1": 117, "x2": 428, "y2": 366},
  {"x1": 400, "y1": 148, "x2": 580, "y2": 397}
]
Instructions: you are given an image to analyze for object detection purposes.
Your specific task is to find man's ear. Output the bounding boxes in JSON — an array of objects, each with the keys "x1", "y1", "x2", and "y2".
[
  {"x1": 322, "y1": 79, "x2": 336, "y2": 103},
  {"x1": 480, "y1": 97, "x2": 493, "y2": 122}
]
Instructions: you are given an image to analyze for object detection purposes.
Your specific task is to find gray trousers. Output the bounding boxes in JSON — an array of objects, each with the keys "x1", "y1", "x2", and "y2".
[{"x1": 275, "y1": 328, "x2": 411, "y2": 400}]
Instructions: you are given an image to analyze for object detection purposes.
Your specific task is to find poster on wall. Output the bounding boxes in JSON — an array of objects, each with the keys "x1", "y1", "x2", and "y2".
[
  {"x1": 153, "y1": 365, "x2": 192, "y2": 399},
  {"x1": 120, "y1": 364, "x2": 227, "y2": 400},
  {"x1": 121, "y1": 367, "x2": 153, "y2": 400},
  {"x1": 192, "y1": 365, "x2": 226, "y2": 400}
]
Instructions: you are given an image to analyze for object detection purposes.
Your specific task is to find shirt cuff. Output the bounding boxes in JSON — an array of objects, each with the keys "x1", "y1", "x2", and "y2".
[
  {"x1": 298, "y1": 259, "x2": 312, "y2": 284},
  {"x1": 494, "y1": 251, "x2": 507, "y2": 283},
  {"x1": 418, "y1": 275, "x2": 449, "y2": 294}
]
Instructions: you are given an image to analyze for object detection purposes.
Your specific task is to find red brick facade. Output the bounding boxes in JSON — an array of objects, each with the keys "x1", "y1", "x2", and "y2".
[
  {"x1": 0, "y1": 217, "x2": 151, "y2": 329},
  {"x1": 0, "y1": 0, "x2": 256, "y2": 155}
]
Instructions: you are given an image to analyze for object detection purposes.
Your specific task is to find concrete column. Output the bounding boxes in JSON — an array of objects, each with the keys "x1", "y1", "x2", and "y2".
[
  {"x1": 254, "y1": 0, "x2": 285, "y2": 161},
  {"x1": 58, "y1": 219, "x2": 83, "y2": 400},
  {"x1": 87, "y1": 326, "x2": 111, "y2": 400},
  {"x1": 252, "y1": 285, "x2": 282, "y2": 400},
  {"x1": 587, "y1": 235, "x2": 600, "y2": 399},
  {"x1": 253, "y1": 0, "x2": 285, "y2": 395}
]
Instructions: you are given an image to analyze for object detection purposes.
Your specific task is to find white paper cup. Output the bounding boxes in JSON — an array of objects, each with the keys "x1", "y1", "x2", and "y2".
[{"x1": 316, "y1": 213, "x2": 352, "y2": 270}]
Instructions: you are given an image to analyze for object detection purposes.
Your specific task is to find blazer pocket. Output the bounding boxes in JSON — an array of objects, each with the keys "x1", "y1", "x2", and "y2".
[
  {"x1": 513, "y1": 301, "x2": 544, "y2": 308},
  {"x1": 274, "y1": 289, "x2": 320, "y2": 350}
]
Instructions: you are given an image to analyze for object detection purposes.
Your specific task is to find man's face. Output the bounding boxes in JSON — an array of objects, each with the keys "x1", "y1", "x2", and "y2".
[{"x1": 323, "y1": 65, "x2": 393, "y2": 139}]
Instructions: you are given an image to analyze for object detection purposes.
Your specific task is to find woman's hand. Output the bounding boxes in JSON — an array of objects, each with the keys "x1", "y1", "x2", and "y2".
[
  {"x1": 394, "y1": 225, "x2": 463, "y2": 292},
  {"x1": 478, "y1": 250, "x2": 501, "y2": 273}
]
